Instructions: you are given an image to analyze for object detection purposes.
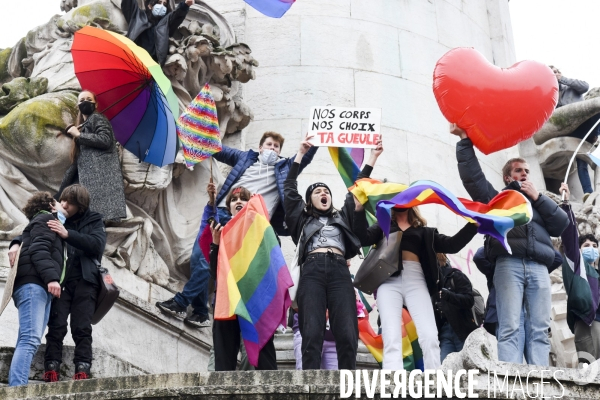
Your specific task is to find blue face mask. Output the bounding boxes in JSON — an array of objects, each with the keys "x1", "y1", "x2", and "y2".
[
  {"x1": 56, "y1": 210, "x2": 67, "y2": 224},
  {"x1": 152, "y1": 4, "x2": 167, "y2": 17},
  {"x1": 582, "y1": 247, "x2": 599, "y2": 264}
]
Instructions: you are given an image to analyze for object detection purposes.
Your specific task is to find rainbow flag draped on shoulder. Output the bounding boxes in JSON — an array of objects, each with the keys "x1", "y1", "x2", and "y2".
[
  {"x1": 351, "y1": 179, "x2": 532, "y2": 253},
  {"x1": 214, "y1": 195, "x2": 293, "y2": 366}
]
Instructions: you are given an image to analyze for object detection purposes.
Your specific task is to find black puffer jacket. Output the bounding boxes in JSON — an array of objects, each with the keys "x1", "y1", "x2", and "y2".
[
  {"x1": 121, "y1": 0, "x2": 190, "y2": 66},
  {"x1": 435, "y1": 264, "x2": 476, "y2": 341},
  {"x1": 63, "y1": 208, "x2": 107, "y2": 286},
  {"x1": 456, "y1": 138, "x2": 569, "y2": 268},
  {"x1": 283, "y1": 162, "x2": 361, "y2": 264},
  {"x1": 353, "y1": 212, "x2": 477, "y2": 295},
  {"x1": 14, "y1": 212, "x2": 64, "y2": 292}
]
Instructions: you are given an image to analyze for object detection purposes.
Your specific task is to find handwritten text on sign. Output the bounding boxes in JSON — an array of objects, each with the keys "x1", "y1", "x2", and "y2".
[{"x1": 308, "y1": 107, "x2": 382, "y2": 148}]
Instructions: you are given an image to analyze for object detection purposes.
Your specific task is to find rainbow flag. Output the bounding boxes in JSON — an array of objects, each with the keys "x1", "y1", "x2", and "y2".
[
  {"x1": 351, "y1": 179, "x2": 532, "y2": 253},
  {"x1": 329, "y1": 147, "x2": 365, "y2": 188},
  {"x1": 214, "y1": 195, "x2": 293, "y2": 366},
  {"x1": 245, "y1": 0, "x2": 296, "y2": 18},
  {"x1": 176, "y1": 83, "x2": 221, "y2": 168},
  {"x1": 358, "y1": 308, "x2": 423, "y2": 370}
]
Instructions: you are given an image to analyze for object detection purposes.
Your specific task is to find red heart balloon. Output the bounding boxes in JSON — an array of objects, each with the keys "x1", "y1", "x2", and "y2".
[{"x1": 433, "y1": 48, "x2": 558, "y2": 155}]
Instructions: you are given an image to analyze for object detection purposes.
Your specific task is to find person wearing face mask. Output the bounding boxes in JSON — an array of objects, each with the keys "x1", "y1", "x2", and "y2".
[
  {"x1": 6, "y1": 192, "x2": 65, "y2": 386},
  {"x1": 156, "y1": 131, "x2": 317, "y2": 327},
  {"x1": 57, "y1": 90, "x2": 126, "y2": 222},
  {"x1": 7, "y1": 185, "x2": 107, "y2": 382},
  {"x1": 559, "y1": 183, "x2": 600, "y2": 363},
  {"x1": 283, "y1": 135, "x2": 363, "y2": 370},
  {"x1": 121, "y1": 0, "x2": 193, "y2": 66}
]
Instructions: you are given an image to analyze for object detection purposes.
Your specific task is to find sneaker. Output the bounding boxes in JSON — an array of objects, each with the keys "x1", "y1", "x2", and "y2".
[
  {"x1": 156, "y1": 298, "x2": 187, "y2": 319},
  {"x1": 73, "y1": 362, "x2": 91, "y2": 380},
  {"x1": 43, "y1": 360, "x2": 61, "y2": 383},
  {"x1": 184, "y1": 313, "x2": 211, "y2": 328},
  {"x1": 583, "y1": 193, "x2": 591, "y2": 202}
]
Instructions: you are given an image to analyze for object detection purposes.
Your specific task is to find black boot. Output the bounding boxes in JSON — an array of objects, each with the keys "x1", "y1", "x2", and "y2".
[
  {"x1": 73, "y1": 362, "x2": 91, "y2": 380},
  {"x1": 43, "y1": 360, "x2": 61, "y2": 383}
]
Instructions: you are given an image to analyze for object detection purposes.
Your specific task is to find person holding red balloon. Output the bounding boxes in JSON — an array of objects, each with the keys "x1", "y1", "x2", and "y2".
[{"x1": 450, "y1": 123, "x2": 569, "y2": 366}]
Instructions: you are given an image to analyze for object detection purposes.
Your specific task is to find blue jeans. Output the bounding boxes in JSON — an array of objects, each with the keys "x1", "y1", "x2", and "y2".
[
  {"x1": 496, "y1": 308, "x2": 529, "y2": 363},
  {"x1": 439, "y1": 322, "x2": 464, "y2": 363},
  {"x1": 577, "y1": 158, "x2": 594, "y2": 194},
  {"x1": 494, "y1": 256, "x2": 551, "y2": 366},
  {"x1": 9, "y1": 284, "x2": 53, "y2": 386},
  {"x1": 174, "y1": 231, "x2": 210, "y2": 317}
]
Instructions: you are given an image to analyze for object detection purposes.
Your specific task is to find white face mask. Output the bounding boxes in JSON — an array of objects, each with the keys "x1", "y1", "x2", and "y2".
[
  {"x1": 152, "y1": 4, "x2": 167, "y2": 17},
  {"x1": 259, "y1": 149, "x2": 279, "y2": 166}
]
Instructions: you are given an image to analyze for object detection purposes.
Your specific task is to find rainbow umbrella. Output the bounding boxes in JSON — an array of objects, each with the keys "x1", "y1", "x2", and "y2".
[{"x1": 71, "y1": 26, "x2": 178, "y2": 167}]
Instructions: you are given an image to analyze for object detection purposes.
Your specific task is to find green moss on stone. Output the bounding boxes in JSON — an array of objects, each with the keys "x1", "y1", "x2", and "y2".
[
  {"x1": 548, "y1": 113, "x2": 571, "y2": 130},
  {"x1": 0, "y1": 91, "x2": 78, "y2": 156},
  {"x1": 72, "y1": 4, "x2": 109, "y2": 20},
  {"x1": 0, "y1": 47, "x2": 12, "y2": 84}
]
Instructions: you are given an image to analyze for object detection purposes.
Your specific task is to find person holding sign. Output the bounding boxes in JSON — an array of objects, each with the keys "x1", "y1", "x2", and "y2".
[
  {"x1": 283, "y1": 135, "x2": 363, "y2": 370},
  {"x1": 7, "y1": 192, "x2": 66, "y2": 386}
]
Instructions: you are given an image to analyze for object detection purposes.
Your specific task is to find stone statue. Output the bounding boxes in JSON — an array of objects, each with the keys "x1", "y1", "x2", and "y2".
[{"x1": 0, "y1": 0, "x2": 257, "y2": 290}]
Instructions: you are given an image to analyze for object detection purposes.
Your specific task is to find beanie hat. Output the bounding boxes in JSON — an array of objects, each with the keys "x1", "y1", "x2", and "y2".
[{"x1": 305, "y1": 182, "x2": 332, "y2": 203}]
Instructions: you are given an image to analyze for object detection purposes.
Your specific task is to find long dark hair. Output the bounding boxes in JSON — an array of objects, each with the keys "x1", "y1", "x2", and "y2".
[{"x1": 70, "y1": 90, "x2": 97, "y2": 164}]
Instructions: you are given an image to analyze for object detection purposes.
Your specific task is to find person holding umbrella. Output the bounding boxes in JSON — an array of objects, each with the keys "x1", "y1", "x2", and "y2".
[
  {"x1": 122, "y1": 0, "x2": 194, "y2": 66},
  {"x1": 57, "y1": 90, "x2": 126, "y2": 222}
]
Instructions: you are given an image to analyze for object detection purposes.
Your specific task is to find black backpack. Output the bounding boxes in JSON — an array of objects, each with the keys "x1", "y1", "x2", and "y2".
[{"x1": 449, "y1": 275, "x2": 485, "y2": 327}]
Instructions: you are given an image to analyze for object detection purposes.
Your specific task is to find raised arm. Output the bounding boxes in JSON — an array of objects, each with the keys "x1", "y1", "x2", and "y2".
[
  {"x1": 167, "y1": 1, "x2": 191, "y2": 37},
  {"x1": 212, "y1": 145, "x2": 245, "y2": 167},
  {"x1": 559, "y1": 76, "x2": 589, "y2": 94},
  {"x1": 120, "y1": 0, "x2": 139, "y2": 24},
  {"x1": 285, "y1": 136, "x2": 313, "y2": 242},
  {"x1": 451, "y1": 124, "x2": 498, "y2": 203},
  {"x1": 432, "y1": 222, "x2": 478, "y2": 254}
]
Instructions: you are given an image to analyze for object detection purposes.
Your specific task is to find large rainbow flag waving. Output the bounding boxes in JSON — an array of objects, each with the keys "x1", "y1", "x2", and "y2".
[
  {"x1": 358, "y1": 309, "x2": 423, "y2": 370},
  {"x1": 351, "y1": 179, "x2": 532, "y2": 253},
  {"x1": 176, "y1": 83, "x2": 221, "y2": 168},
  {"x1": 329, "y1": 147, "x2": 365, "y2": 188},
  {"x1": 214, "y1": 195, "x2": 293, "y2": 366}
]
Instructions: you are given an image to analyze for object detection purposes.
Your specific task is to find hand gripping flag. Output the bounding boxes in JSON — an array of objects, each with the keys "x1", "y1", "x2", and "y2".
[
  {"x1": 176, "y1": 84, "x2": 221, "y2": 168},
  {"x1": 351, "y1": 179, "x2": 533, "y2": 253},
  {"x1": 214, "y1": 195, "x2": 293, "y2": 366}
]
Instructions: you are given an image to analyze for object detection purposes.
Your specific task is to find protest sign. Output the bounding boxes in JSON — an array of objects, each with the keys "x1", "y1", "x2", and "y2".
[{"x1": 308, "y1": 106, "x2": 382, "y2": 148}]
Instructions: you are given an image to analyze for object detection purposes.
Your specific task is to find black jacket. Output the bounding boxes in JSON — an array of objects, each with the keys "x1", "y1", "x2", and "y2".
[
  {"x1": 122, "y1": 0, "x2": 190, "y2": 66},
  {"x1": 283, "y1": 162, "x2": 361, "y2": 264},
  {"x1": 13, "y1": 212, "x2": 64, "y2": 292},
  {"x1": 353, "y1": 211, "x2": 477, "y2": 295},
  {"x1": 435, "y1": 264, "x2": 476, "y2": 341},
  {"x1": 63, "y1": 209, "x2": 106, "y2": 285},
  {"x1": 456, "y1": 138, "x2": 569, "y2": 268}
]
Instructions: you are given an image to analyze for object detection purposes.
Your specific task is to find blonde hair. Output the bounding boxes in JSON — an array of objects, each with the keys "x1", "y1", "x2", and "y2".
[{"x1": 392, "y1": 206, "x2": 427, "y2": 228}]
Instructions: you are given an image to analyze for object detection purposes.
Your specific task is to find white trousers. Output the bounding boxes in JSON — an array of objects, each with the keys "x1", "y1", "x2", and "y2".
[{"x1": 377, "y1": 261, "x2": 441, "y2": 370}]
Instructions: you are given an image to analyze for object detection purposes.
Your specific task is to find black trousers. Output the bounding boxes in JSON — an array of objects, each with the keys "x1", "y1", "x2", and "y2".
[
  {"x1": 297, "y1": 252, "x2": 358, "y2": 370},
  {"x1": 213, "y1": 318, "x2": 277, "y2": 371},
  {"x1": 45, "y1": 279, "x2": 97, "y2": 365}
]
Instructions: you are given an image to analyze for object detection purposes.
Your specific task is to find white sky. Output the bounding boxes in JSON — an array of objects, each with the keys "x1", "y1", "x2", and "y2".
[
  {"x1": 0, "y1": 0, "x2": 598, "y2": 89},
  {"x1": 509, "y1": 0, "x2": 600, "y2": 89}
]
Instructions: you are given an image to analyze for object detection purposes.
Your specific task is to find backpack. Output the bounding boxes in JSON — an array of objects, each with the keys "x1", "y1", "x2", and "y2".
[{"x1": 450, "y1": 275, "x2": 485, "y2": 327}]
